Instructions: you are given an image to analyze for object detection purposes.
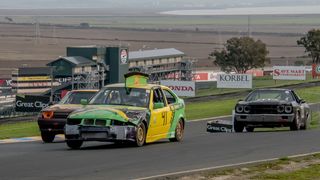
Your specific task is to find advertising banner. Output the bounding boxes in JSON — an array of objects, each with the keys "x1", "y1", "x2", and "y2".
[
  {"x1": 217, "y1": 74, "x2": 252, "y2": 89},
  {"x1": 312, "y1": 64, "x2": 320, "y2": 79},
  {"x1": 273, "y1": 66, "x2": 306, "y2": 80},
  {"x1": 160, "y1": 80, "x2": 195, "y2": 97},
  {"x1": 15, "y1": 94, "x2": 50, "y2": 112}
]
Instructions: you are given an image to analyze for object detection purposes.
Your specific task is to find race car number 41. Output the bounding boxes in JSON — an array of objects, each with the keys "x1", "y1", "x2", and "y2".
[{"x1": 65, "y1": 125, "x2": 79, "y2": 135}]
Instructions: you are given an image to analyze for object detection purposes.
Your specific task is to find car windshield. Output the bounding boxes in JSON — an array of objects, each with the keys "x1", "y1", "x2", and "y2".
[
  {"x1": 245, "y1": 90, "x2": 294, "y2": 102},
  {"x1": 59, "y1": 91, "x2": 96, "y2": 104},
  {"x1": 89, "y1": 87, "x2": 150, "y2": 108}
]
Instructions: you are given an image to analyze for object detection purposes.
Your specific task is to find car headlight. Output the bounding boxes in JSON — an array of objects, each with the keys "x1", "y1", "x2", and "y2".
[
  {"x1": 236, "y1": 105, "x2": 244, "y2": 113},
  {"x1": 285, "y1": 106, "x2": 293, "y2": 113},
  {"x1": 244, "y1": 106, "x2": 251, "y2": 113},
  {"x1": 277, "y1": 105, "x2": 284, "y2": 113},
  {"x1": 42, "y1": 111, "x2": 54, "y2": 119}
]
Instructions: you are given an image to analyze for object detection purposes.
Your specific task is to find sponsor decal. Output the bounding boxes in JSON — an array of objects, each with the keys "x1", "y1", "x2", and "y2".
[
  {"x1": 120, "y1": 49, "x2": 128, "y2": 64},
  {"x1": 273, "y1": 66, "x2": 306, "y2": 80},
  {"x1": 160, "y1": 80, "x2": 195, "y2": 97},
  {"x1": 217, "y1": 74, "x2": 252, "y2": 89}
]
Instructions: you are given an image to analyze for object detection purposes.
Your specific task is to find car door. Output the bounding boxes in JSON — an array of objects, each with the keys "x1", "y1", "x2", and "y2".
[{"x1": 146, "y1": 87, "x2": 171, "y2": 142}]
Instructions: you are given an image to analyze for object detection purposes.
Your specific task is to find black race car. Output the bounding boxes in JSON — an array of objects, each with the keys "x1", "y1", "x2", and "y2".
[{"x1": 234, "y1": 89, "x2": 310, "y2": 132}]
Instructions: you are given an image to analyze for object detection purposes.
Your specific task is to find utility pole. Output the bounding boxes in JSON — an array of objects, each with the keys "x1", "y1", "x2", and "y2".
[{"x1": 247, "y1": 15, "x2": 251, "y2": 37}]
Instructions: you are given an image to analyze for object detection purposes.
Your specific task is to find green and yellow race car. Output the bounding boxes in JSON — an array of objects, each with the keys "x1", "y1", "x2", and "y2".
[{"x1": 65, "y1": 72, "x2": 186, "y2": 149}]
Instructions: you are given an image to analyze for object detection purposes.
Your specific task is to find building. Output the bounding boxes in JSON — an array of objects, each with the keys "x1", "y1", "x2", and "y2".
[{"x1": 128, "y1": 48, "x2": 193, "y2": 82}]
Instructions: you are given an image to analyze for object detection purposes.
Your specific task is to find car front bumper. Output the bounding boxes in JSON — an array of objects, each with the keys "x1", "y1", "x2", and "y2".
[
  {"x1": 235, "y1": 113, "x2": 295, "y2": 126},
  {"x1": 64, "y1": 125, "x2": 137, "y2": 142},
  {"x1": 38, "y1": 118, "x2": 66, "y2": 134}
]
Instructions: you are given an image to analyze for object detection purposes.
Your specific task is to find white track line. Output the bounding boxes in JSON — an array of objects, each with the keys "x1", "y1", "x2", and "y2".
[{"x1": 135, "y1": 151, "x2": 320, "y2": 180}]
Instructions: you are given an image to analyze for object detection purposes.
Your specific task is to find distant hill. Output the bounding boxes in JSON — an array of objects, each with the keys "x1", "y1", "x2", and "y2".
[{"x1": 0, "y1": 0, "x2": 319, "y2": 9}]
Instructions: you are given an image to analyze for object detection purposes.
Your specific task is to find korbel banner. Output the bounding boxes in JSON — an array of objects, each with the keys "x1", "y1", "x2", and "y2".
[
  {"x1": 160, "y1": 80, "x2": 195, "y2": 97},
  {"x1": 15, "y1": 94, "x2": 50, "y2": 112},
  {"x1": 273, "y1": 66, "x2": 306, "y2": 80},
  {"x1": 217, "y1": 74, "x2": 252, "y2": 89}
]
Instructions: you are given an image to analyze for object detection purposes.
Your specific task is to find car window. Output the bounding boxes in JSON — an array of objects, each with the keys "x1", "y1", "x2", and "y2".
[
  {"x1": 89, "y1": 87, "x2": 150, "y2": 108},
  {"x1": 163, "y1": 89, "x2": 176, "y2": 104},
  {"x1": 59, "y1": 91, "x2": 96, "y2": 104},
  {"x1": 246, "y1": 90, "x2": 294, "y2": 102},
  {"x1": 153, "y1": 88, "x2": 166, "y2": 106}
]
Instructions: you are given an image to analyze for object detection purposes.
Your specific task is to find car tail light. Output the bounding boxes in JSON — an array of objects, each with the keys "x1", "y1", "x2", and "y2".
[{"x1": 42, "y1": 111, "x2": 54, "y2": 119}]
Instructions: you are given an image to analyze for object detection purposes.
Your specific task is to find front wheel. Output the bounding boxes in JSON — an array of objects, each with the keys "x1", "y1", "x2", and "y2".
[
  {"x1": 41, "y1": 132, "x2": 55, "y2": 143},
  {"x1": 170, "y1": 119, "x2": 184, "y2": 142},
  {"x1": 234, "y1": 119, "x2": 244, "y2": 132},
  {"x1": 290, "y1": 112, "x2": 301, "y2": 131},
  {"x1": 66, "y1": 140, "x2": 83, "y2": 149},
  {"x1": 134, "y1": 123, "x2": 146, "y2": 147}
]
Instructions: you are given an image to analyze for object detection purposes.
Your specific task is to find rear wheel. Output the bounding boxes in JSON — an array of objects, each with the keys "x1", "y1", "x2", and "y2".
[
  {"x1": 290, "y1": 112, "x2": 301, "y2": 131},
  {"x1": 66, "y1": 140, "x2": 83, "y2": 149},
  {"x1": 41, "y1": 132, "x2": 55, "y2": 143},
  {"x1": 134, "y1": 123, "x2": 146, "y2": 147},
  {"x1": 170, "y1": 119, "x2": 184, "y2": 142},
  {"x1": 234, "y1": 119, "x2": 244, "y2": 132}
]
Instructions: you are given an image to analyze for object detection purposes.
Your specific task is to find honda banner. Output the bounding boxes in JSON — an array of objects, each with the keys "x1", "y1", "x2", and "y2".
[{"x1": 160, "y1": 80, "x2": 195, "y2": 97}]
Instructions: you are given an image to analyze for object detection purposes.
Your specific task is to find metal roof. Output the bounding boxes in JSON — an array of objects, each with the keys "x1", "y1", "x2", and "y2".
[
  {"x1": 47, "y1": 56, "x2": 96, "y2": 67},
  {"x1": 129, "y1": 48, "x2": 185, "y2": 61}
]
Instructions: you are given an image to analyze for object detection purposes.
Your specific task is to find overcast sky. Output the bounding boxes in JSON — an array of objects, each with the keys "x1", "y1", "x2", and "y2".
[{"x1": 0, "y1": 0, "x2": 319, "y2": 9}]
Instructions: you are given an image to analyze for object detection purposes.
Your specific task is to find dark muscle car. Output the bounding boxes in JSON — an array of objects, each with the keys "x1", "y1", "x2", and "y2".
[
  {"x1": 234, "y1": 89, "x2": 310, "y2": 132},
  {"x1": 38, "y1": 90, "x2": 98, "y2": 143}
]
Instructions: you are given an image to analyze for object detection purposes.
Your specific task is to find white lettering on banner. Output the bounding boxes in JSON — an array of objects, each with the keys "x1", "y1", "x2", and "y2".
[
  {"x1": 217, "y1": 74, "x2": 252, "y2": 89},
  {"x1": 273, "y1": 66, "x2": 306, "y2": 80},
  {"x1": 160, "y1": 80, "x2": 195, "y2": 97},
  {"x1": 16, "y1": 100, "x2": 48, "y2": 108}
]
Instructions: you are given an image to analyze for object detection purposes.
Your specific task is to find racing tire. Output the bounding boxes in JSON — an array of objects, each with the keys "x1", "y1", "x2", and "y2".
[
  {"x1": 234, "y1": 119, "x2": 244, "y2": 132},
  {"x1": 245, "y1": 127, "x2": 254, "y2": 132},
  {"x1": 169, "y1": 119, "x2": 184, "y2": 142},
  {"x1": 300, "y1": 114, "x2": 309, "y2": 130},
  {"x1": 134, "y1": 123, "x2": 146, "y2": 147},
  {"x1": 41, "y1": 132, "x2": 55, "y2": 143},
  {"x1": 290, "y1": 112, "x2": 301, "y2": 131},
  {"x1": 66, "y1": 140, "x2": 83, "y2": 149}
]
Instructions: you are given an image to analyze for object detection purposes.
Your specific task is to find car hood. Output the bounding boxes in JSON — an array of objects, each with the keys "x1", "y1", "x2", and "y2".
[
  {"x1": 69, "y1": 105, "x2": 148, "y2": 124},
  {"x1": 238, "y1": 99, "x2": 291, "y2": 106},
  {"x1": 42, "y1": 104, "x2": 84, "y2": 112}
]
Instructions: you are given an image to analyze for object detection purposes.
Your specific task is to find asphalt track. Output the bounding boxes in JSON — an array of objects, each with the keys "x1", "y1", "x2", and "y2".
[{"x1": 0, "y1": 104, "x2": 319, "y2": 179}]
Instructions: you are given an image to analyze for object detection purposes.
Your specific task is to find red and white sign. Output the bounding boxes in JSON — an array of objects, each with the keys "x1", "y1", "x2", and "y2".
[
  {"x1": 273, "y1": 66, "x2": 306, "y2": 80},
  {"x1": 160, "y1": 80, "x2": 195, "y2": 97},
  {"x1": 192, "y1": 71, "x2": 225, "y2": 82},
  {"x1": 120, "y1": 49, "x2": 128, "y2": 64}
]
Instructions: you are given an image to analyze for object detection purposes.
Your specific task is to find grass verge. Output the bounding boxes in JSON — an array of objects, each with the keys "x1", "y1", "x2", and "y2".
[
  {"x1": 176, "y1": 154, "x2": 320, "y2": 180},
  {"x1": 0, "y1": 121, "x2": 39, "y2": 139}
]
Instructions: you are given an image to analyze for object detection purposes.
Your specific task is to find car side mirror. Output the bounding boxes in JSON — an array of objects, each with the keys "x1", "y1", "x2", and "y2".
[
  {"x1": 154, "y1": 102, "x2": 164, "y2": 109},
  {"x1": 238, "y1": 99, "x2": 243, "y2": 102},
  {"x1": 300, "y1": 99, "x2": 306, "y2": 104},
  {"x1": 80, "y1": 99, "x2": 88, "y2": 105}
]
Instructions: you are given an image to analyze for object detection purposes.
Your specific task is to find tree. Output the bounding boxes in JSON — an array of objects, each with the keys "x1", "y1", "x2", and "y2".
[
  {"x1": 297, "y1": 29, "x2": 320, "y2": 64},
  {"x1": 209, "y1": 37, "x2": 269, "y2": 74}
]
